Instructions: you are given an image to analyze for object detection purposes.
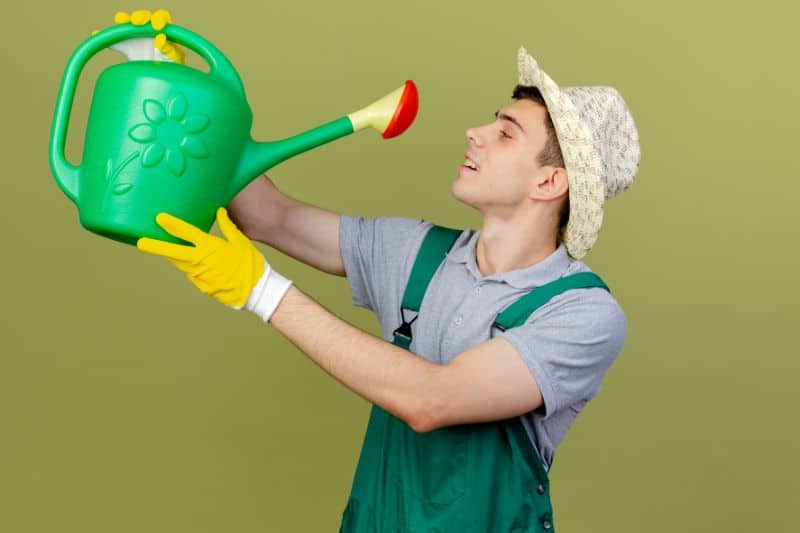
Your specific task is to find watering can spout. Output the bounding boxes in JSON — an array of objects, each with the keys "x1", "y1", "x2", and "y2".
[
  {"x1": 230, "y1": 80, "x2": 419, "y2": 200},
  {"x1": 232, "y1": 117, "x2": 354, "y2": 198}
]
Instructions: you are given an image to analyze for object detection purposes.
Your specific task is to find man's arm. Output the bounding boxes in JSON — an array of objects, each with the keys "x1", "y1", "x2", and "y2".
[
  {"x1": 269, "y1": 284, "x2": 544, "y2": 433},
  {"x1": 227, "y1": 174, "x2": 346, "y2": 276},
  {"x1": 142, "y1": 209, "x2": 539, "y2": 429},
  {"x1": 139, "y1": 208, "x2": 623, "y2": 432}
]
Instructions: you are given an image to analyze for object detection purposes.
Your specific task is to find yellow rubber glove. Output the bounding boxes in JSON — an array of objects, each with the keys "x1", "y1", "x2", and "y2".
[
  {"x1": 137, "y1": 208, "x2": 293, "y2": 321},
  {"x1": 97, "y1": 9, "x2": 185, "y2": 64}
]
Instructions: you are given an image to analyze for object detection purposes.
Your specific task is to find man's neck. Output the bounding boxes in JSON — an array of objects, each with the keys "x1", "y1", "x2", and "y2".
[{"x1": 475, "y1": 215, "x2": 558, "y2": 277}]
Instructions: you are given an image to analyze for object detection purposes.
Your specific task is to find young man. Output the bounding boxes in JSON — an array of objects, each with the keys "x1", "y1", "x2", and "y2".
[{"x1": 137, "y1": 39, "x2": 641, "y2": 531}]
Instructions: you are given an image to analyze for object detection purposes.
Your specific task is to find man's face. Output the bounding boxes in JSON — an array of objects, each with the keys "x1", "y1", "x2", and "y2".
[{"x1": 453, "y1": 98, "x2": 553, "y2": 214}]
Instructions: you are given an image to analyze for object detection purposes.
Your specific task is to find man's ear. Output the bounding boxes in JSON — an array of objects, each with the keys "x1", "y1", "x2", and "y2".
[{"x1": 530, "y1": 166, "x2": 569, "y2": 200}]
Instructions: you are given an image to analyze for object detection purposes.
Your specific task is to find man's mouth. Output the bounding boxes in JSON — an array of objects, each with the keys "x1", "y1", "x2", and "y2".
[{"x1": 462, "y1": 152, "x2": 480, "y2": 171}]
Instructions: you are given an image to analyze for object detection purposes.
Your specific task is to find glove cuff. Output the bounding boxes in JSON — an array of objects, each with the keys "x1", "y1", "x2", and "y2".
[{"x1": 244, "y1": 259, "x2": 293, "y2": 323}]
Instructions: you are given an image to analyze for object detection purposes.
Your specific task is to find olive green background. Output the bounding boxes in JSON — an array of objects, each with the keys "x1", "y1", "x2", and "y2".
[{"x1": 1, "y1": 0, "x2": 797, "y2": 531}]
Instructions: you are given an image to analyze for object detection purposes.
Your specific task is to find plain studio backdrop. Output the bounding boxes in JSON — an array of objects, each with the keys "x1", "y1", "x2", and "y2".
[{"x1": 1, "y1": 1, "x2": 797, "y2": 531}]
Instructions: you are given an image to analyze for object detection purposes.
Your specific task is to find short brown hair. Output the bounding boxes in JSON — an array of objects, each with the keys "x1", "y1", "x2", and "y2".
[{"x1": 511, "y1": 85, "x2": 570, "y2": 234}]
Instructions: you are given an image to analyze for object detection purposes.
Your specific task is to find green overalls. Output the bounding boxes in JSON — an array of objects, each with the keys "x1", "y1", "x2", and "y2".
[{"x1": 340, "y1": 226, "x2": 610, "y2": 532}]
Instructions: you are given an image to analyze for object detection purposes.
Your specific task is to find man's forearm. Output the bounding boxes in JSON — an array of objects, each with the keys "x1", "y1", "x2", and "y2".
[
  {"x1": 267, "y1": 285, "x2": 442, "y2": 432},
  {"x1": 227, "y1": 174, "x2": 284, "y2": 243}
]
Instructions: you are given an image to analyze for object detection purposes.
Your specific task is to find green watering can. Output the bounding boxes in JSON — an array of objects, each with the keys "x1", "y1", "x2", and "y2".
[{"x1": 50, "y1": 22, "x2": 419, "y2": 245}]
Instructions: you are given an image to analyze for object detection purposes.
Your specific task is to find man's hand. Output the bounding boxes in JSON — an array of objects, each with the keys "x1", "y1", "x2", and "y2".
[
  {"x1": 95, "y1": 9, "x2": 185, "y2": 64},
  {"x1": 137, "y1": 208, "x2": 293, "y2": 322}
]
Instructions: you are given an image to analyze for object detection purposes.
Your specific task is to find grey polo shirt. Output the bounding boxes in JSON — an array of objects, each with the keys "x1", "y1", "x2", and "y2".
[{"x1": 339, "y1": 214, "x2": 628, "y2": 471}]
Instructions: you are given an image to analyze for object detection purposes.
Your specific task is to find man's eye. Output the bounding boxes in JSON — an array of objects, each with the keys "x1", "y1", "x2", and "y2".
[{"x1": 500, "y1": 131, "x2": 512, "y2": 139}]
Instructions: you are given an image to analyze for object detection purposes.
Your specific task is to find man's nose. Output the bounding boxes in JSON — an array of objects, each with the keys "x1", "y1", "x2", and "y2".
[{"x1": 466, "y1": 126, "x2": 483, "y2": 146}]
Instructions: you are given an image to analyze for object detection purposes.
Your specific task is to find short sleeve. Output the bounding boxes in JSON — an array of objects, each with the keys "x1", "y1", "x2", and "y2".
[
  {"x1": 496, "y1": 287, "x2": 628, "y2": 418},
  {"x1": 339, "y1": 214, "x2": 430, "y2": 313}
]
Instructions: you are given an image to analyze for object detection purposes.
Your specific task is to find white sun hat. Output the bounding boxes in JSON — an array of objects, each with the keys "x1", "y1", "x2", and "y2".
[{"x1": 517, "y1": 46, "x2": 641, "y2": 260}]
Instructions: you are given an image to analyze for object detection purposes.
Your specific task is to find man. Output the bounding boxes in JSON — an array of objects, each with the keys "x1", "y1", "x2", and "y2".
[{"x1": 132, "y1": 12, "x2": 641, "y2": 529}]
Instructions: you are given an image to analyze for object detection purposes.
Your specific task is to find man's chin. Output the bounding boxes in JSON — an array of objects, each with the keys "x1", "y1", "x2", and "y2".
[{"x1": 451, "y1": 180, "x2": 478, "y2": 209}]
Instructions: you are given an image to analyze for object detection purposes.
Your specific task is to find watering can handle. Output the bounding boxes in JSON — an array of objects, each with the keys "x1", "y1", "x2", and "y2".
[{"x1": 49, "y1": 23, "x2": 245, "y2": 204}]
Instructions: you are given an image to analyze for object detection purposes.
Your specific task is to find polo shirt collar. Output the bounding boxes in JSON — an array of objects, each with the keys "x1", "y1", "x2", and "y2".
[{"x1": 446, "y1": 229, "x2": 572, "y2": 289}]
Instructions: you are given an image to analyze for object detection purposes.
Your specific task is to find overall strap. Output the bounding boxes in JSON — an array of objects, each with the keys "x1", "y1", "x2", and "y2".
[
  {"x1": 393, "y1": 225, "x2": 462, "y2": 349},
  {"x1": 493, "y1": 272, "x2": 610, "y2": 332},
  {"x1": 492, "y1": 271, "x2": 610, "y2": 475}
]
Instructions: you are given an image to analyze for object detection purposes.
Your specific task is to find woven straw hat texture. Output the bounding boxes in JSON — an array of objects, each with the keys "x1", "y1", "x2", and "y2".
[{"x1": 517, "y1": 47, "x2": 641, "y2": 259}]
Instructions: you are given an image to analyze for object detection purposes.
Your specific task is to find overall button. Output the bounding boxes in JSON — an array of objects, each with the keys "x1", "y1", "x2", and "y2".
[
  {"x1": 539, "y1": 511, "x2": 553, "y2": 530},
  {"x1": 537, "y1": 483, "x2": 545, "y2": 495},
  {"x1": 474, "y1": 285, "x2": 481, "y2": 293},
  {"x1": 454, "y1": 316, "x2": 463, "y2": 325}
]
